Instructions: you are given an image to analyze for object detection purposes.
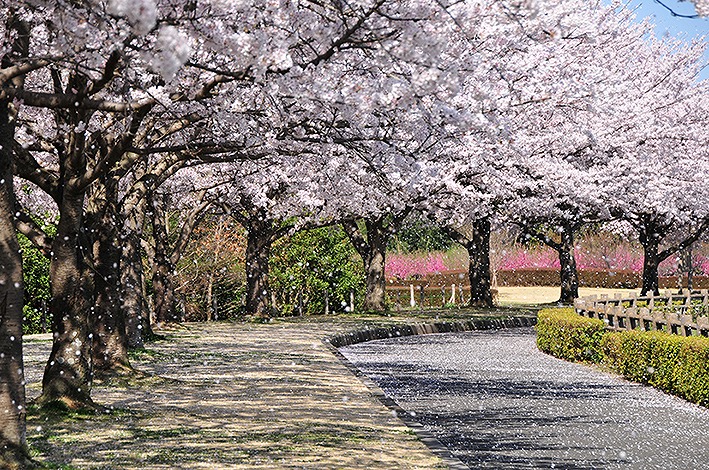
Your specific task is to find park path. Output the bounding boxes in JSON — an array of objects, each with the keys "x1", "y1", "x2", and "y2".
[
  {"x1": 22, "y1": 320, "x2": 445, "y2": 469},
  {"x1": 340, "y1": 327, "x2": 709, "y2": 469}
]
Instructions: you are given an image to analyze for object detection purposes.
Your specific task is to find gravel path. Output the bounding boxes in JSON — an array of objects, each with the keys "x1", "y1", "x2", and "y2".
[{"x1": 339, "y1": 327, "x2": 709, "y2": 469}]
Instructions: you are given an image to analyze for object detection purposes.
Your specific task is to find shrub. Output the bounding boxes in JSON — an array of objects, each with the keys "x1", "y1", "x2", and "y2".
[
  {"x1": 535, "y1": 308, "x2": 606, "y2": 363},
  {"x1": 270, "y1": 226, "x2": 364, "y2": 315},
  {"x1": 386, "y1": 252, "x2": 446, "y2": 280},
  {"x1": 602, "y1": 331, "x2": 709, "y2": 407},
  {"x1": 19, "y1": 230, "x2": 52, "y2": 334}
]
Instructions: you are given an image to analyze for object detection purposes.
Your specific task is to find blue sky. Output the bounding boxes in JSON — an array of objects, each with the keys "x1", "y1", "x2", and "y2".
[{"x1": 617, "y1": 0, "x2": 709, "y2": 79}]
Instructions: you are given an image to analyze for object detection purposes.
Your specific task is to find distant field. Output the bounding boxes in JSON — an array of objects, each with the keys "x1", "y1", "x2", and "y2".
[{"x1": 496, "y1": 286, "x2": 641, "y2": 306}]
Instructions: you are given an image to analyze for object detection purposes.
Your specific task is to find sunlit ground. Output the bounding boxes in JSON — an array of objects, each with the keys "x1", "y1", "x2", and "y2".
[
  {"x1": 23, "y1": 286, "x2": 663, "y2": 468},
  {"x1": 496, "y1": 286, "x2": 641, "y2": 306}
]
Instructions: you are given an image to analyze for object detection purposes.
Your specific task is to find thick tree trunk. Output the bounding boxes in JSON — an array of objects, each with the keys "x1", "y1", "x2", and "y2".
[
  {"x1": 152, "y1": 246, "x2": 178, "y2": 324},
  {"x1": 245, "y1": 228, "x2": 273, "y2": 317},
  {"x1": 39, "y1": 190, "x2": 95, "y2": 409},
  {"x1": 466, "y1": 218, "x2": 493, "y2": 308},
  {"x1": 557, "y1": 224, "x2": 579, "y2": 304},
  {"x1": 122, "y1": 226, "x2": 150, "y2": 348},
  {"x1": 0, "y1": 98, "x2": 31, "y2": 467},
  {"x1": 343, "y1": 218, "x2": 393, "y2": 312},
  {"x1": 150, "y1": 196, "x2": 179, "y2": 324},
  {"x1": 641, "y1": 235, "x2": 661, "y2": 296},
  {"x1": 92, "y1": 227, "x2": 131, "y2": 376},
  {"x1": 88, "y1": 181, "x2": 132, "y2": 377}
]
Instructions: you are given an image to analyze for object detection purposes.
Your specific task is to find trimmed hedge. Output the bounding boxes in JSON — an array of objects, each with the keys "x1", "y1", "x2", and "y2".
[
  {"x1": 535, "y1": 308, "x2": 606, "y2": 363},
  {"x1": 536, "y1": 308, "x2": 709, "y2": 408},
  {"x1": 602, "y1": 331, "x2": 709, "y2": 407}
]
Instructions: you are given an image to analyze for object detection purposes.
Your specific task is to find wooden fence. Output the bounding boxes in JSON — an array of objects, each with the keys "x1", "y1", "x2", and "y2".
[
  {"x1": 574, "y1": 290, "x2": 709, "y2": 337},
  {"x1": 387, "y1": 269, "x2": 709, "y2": 290},
  {"x1": 385, "y1": 284, "x2": 497, "y2": 310}
]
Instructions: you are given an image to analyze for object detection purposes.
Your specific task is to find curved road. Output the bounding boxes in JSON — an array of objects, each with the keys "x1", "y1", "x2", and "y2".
[{"x1": 339, "y1": 327, "x2": 709, "y2": 469}]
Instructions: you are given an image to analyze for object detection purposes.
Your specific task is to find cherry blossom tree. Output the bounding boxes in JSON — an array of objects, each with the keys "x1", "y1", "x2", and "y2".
[
  {"x1": 594, "y1": 35, "x2": 709, "y2": 295},
  {"x1": 0, "y1": 12, "x2": 31, "y2": 466},
  {"x1": 0, "y1": 118, "x2": 30, "y2": 468},
  {"x1": 7, "y1": 0, "x2": 457, "y2": 409}
]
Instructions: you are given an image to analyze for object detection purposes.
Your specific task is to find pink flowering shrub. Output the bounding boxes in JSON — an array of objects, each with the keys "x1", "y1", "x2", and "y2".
[
  {"x1": 386, "y1": 253, "x2": 446, "y2": 279},
  {"x1": 698, "y1": 256, "x2": 709, "y2": 276},
  {"x1": 575, "y1": 246, "x2": 644, "y2": 272},
  {"x1": 386, "y1": 240, "x2": 709, "y2": 279},
  {"x1": 499, "y1": 249, "x2": 560, "y2": 270}
]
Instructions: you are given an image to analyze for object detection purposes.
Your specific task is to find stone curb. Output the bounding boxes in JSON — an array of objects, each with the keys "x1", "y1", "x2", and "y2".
[{"x1": 323, "y1": 315, "x2": 537, "y2": 470}]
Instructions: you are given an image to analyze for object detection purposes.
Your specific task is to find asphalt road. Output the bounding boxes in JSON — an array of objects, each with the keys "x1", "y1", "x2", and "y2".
[{"x1": 339, "y1": 327, "x2": 709, "y2": 469}]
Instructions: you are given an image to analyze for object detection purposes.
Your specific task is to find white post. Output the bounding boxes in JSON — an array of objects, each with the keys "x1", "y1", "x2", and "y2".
[
  {"x1": 350, "y1": 290, "x2": 355, "y2": 313},
  {"x1": 450, "y1": 284, "x2": 456, "y2": 305},
  {"x1": 410, "y1": 284, "x2": 416, "y2": 307}
]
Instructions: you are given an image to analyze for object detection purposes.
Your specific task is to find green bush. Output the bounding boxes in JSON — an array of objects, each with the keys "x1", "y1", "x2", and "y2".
[
  {"x1": 270, "y1": 226, "x2": 364, "y2": 315},
  {"x1": 602, "y1": 331, "x2": 709, "y2": 407},
  {"x1": 19, "y1": 230, "x2": 52, "y2": 334},
  {"x1": 536, "y1": 308, "x2": 709, "y2": 408},
  {"x1": 535, "y1": 308, "x2": 606, "y2": 363}
]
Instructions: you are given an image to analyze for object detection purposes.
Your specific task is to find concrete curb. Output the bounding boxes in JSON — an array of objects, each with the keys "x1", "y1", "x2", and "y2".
[
  {"x1": 324, "y1": 315, "x2": 537, "y2": 470},
  {"x1": 325, "y1": 315, "x2": 537, "y2": 348}
]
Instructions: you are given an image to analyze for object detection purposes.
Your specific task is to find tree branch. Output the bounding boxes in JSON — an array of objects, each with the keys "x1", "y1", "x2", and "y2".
[
  {"x1": 13, "y1": 210, "x2": 52, "y2": 257},
  {"x1": 0, "y1": 59, "x2": 49, "y2": 87},
  {"x1": 12, "y1": 141, "x2": 61, "y2": 200},
  {"x1": 9, "y1": 89, "x2": 155, "y2": 113},
  {"x1": 169, "y1": 190, "x2": 211, "y2": 265},
  {"x1": 515, "y1": 222, "x2": 562, "y2": 251},
  {"x1": 342, "y1": 219, "x2": 370, "y2": 259},
  {"x1": 658, "y1": 218, "x2": 709, "y2": 262}
]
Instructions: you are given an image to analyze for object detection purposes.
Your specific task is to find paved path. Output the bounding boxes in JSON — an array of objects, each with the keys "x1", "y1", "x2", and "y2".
[
  {"x1": 23, "y1": 321, "x2": 445, "y2": 469},
  {"x1": 340, "y1": 327, "x2": 709, "y2": 469}
]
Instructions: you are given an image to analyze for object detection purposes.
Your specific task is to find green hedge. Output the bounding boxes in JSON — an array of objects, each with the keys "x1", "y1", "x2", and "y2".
[
  {"x1": 535, "y1": 308, "x2": 606, "y2": 363},
  {"x1": 536, "y1": 308, "x2": 709, "y2": 408},
  {"x1": 602, "y1": 331, "x2": 709, "y2": 407}
]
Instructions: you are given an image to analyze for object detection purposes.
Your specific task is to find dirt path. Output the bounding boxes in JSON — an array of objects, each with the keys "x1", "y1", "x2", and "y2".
[{"x1": 23, "y1": 320, "x2": 446, "y2": 469}]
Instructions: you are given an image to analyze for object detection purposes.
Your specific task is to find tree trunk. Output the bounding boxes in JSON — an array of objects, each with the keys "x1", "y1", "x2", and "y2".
[
  {"x1": 87, "y1": 180, "x2": 132, "y2": 378},
  {"x1": 39, "y1": 190, "x2": 95, "y2": 409},
  {"x1": 557, "y1": 223, "x2": 579, "y2": 304},
  {"x1": 0, "y1": 98, "x2": 31, "y2": 467},
  {"x1": 466, "y1": 218, "x2": 493, "y2": 308},
  {"x1": 150, "y1": 194, "x2": 179, "y2": 324},
  {"x1": 364, "y1": 233, "x2": 387, "y2": 312},
  {"x1": 641, "y1": 234, "x2": 661, "y2": 296},
  {"x1": 152, "y1": 236, "x2": 179, "y2": 325},
  {"x1": 342, "y1": 219, "x2": 389, "y2": 312},
  {"x1": 122, "y1": 225, "x2": 150, "y2": 348},
  {"x1": 245, "y1": 227, "x2": 272, "y2": 317}
]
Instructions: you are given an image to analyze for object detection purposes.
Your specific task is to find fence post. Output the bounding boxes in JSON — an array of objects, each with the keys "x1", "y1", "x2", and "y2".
[
  {"x1": 350, "y1": 290, "x2": 355, "y2": 313},
  {"x1": 410, "y1": 284, "x2": 416, "y2": 307},
  {"x1": 324, "y1": 289, "x2": 329, "y2": 315},
  {"x1": 450, "y1": 284, "x2": 456, "y2": 306}
]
